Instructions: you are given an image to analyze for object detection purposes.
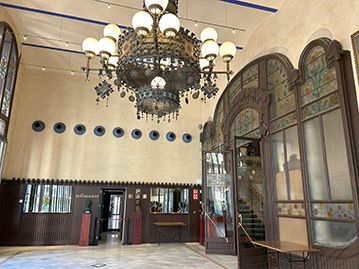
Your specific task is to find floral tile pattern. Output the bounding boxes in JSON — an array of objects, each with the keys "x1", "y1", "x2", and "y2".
[
  {"x1": 270, "y1": 112, "x2": 297, "y2": 132},
  {"x1": 302, "y1": 92, "x2": 340, "y2": 119},
  {"x1": 231, "y1": 108, "x2": 259, "y2": 137},
  {"x1": 267, "y1": 60, "x2": 293, "y2": 119},
  {"x1": 300, "y1": 46, "x2": 338, "y2": 105}
]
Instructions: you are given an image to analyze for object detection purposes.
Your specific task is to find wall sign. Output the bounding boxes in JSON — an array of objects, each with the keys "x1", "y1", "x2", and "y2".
[
  {"x1": 193, "y1": 189, "x2": 199, "y2": 200},
  {"x1": 76, "y1": 193, "x2": 99, "y2": 199}
]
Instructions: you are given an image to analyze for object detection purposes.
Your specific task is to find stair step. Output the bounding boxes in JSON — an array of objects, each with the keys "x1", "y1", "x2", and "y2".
[
  {"x1": 239, "y1": 210, "x2": 254, "y2": 214},
  {"x1": 239, "y1": 205, "x2": 250, "y2": 210},
  {"x1": 242, "y1": 223, "x2": 264, "y2": 229},
  {"x1": 242, "y1": 218, "x2": 261, "y2": 223}
]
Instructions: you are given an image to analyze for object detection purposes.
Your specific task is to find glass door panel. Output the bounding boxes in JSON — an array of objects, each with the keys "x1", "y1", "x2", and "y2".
[
  {"x1": 235, "y1": 137, "x2": 267, "y2": 268},
  {"x1": 204, "y1": 151, "x2": 236, "y2": 255}
]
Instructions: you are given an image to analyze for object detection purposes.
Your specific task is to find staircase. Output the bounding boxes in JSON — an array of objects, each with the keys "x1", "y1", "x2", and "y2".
[{"x1": 238, "y1": 199, "x2": 265, "y2": 241}]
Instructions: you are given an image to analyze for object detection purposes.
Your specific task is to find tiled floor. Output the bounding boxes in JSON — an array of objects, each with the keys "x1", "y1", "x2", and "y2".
[{"x1": 0, "y1": 233, "x2": 237, "y2": 268}]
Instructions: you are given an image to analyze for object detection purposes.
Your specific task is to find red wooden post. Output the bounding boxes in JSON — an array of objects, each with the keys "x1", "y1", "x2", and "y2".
[
  {"x1": 79, "y1": 213, "x2": 91, "y2": 246},
  {"x1": 132, "y1": 213, "x2": 142, "y2": 245}
]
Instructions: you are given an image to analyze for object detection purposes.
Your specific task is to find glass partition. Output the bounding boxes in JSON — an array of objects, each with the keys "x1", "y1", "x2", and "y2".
[
  {"x1": 150, "y1": 188, "x2": 189, "y2": 213},
  {"x1": 205, "y1": 152, "x2": 234, "y2": 239}
]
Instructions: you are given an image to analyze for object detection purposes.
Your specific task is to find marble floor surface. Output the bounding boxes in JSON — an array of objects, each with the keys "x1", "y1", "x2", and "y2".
[{"x1": 0, "y1": 233, "x2": 238, "y2": 269}]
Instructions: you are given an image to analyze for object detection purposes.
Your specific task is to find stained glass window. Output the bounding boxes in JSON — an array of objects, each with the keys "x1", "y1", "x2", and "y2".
[
  {"x1": 301, "y1": 44, "x2": 356, "y2": 249},
  {"x1": 231, "y1": 108, "x2": 259, "y2": 138},
  {"x1": 23, "y1": 184, "x2": 73, "y2": 213},
  {"x1": 267, "y1": 59, "x2": 294, "y2": 120}
]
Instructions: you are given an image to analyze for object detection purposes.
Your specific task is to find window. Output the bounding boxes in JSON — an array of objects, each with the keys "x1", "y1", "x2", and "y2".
[
  {"x1": 150, "y1": 188, "x2": 189, "y2": 213},
  {"x1": 299, "y1": 44, "x2": 356, "y2": 249},
  {"x1": 23, "y1": 184, "x2": 73, "y2": 213},
  {"x1": 0, "y1": 23, "x2": 19, "y2": 184}
]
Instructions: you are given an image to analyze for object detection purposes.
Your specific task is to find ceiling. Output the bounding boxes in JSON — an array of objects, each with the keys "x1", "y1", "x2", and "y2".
[{"x1": 1, "y1": 0, "x2": 284, "y2": 76}]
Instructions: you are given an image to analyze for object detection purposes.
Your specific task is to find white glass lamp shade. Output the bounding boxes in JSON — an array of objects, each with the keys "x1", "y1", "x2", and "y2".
[
  {"x1": 108, "y1": 56, "x2": 118, "y2": 69},
  {"x1": 145, "y1": 0, "x2": 168, "y2": 14},
  {"x1": 199, "y1": 58, "x2": 210, "y2": 71},
  {"x1": 200, "y1": 27, "x2": 217, "y2": 42},
  {"x1": 103, "y1": 24, "x2": 121, "y2": 41},
  {"x1": 132, "y1": 11, "x2": 153, "y2": 35},
  {"x1": 219, "y1": 41, "x2": 237, "y2": 62},
  {"x1": 82, "y1": 37, "x2": 99, "y2": 57},
  {"x1": 151, "y1": 76, "x2": 166, "y2": 89},
  {"x1": 159, "y1": 13, "x2": 180, "y2": 37},
  {"x1": 98, "y1": 37, "x2": 116, "y2": 58},
  {"x1": 201, "y1": 40, "x2": 219, "y2": 61}
]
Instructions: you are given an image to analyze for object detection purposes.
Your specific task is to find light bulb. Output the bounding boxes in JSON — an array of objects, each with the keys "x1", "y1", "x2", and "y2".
[
  {"x1": 104, "y1": 24, "x2": 121, "y2": 41},
  {"x1": 200, "y1": 27, "x2": 217, "y2": 42},
  {"x1": 201, "y1": 40, "x2": 219, "y2": 61},
  {"x1": 82, "y1": 37, "x2": 99, "y2": 57},
  {"x1": 151, "y1": 76, "x2": 166, "y2": 89},
  {"x1": 145, "y1": 0, "x2": 168, "y2": 14},
  {"x1": 132, "y1": 11, "x2": 153, "y2": 35},
  {"x1": 159, "y1": 13, "x2": 180, "y2": 37},
  {"x1": 98, "y1": 37, "x2": 116, "y2": 58},
  {"x1": 219, "y1": 41, "x2": 236, "y2": 62}
]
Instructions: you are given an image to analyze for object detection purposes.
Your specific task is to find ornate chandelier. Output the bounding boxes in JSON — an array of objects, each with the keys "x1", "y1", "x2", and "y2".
[{"x1": 81, "y1": 0, "x2": 237, "y2": 123}]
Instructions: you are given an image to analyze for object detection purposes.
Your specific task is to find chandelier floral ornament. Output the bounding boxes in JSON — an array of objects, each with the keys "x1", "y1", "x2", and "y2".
[{"x1": 81, "y1": 0, "x2": 237, "y2": 123}]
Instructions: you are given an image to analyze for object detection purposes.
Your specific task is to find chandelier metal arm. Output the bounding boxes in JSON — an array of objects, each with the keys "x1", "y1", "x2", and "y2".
[{"x1": 81, "y1": 0, "x2": 236, "y2": 122}]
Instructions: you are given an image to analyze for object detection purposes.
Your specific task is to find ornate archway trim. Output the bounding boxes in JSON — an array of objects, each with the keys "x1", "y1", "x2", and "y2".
[{"x1": 221, "y1": 87, "x2": 270, "y2": 150}]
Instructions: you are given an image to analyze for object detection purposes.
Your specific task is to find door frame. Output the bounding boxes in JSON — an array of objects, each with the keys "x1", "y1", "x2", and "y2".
[{"x1": 233, "y1": 136, "x2": 267, "y2": 268}]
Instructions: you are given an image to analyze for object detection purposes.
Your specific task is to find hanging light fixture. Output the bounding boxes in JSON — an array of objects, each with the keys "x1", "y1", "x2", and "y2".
[{"x1": 81, "y1": 0, "x2": 237, "y2": 123}]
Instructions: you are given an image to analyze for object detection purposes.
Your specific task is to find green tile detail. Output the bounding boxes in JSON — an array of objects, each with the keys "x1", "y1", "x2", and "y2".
[
  {"x1": 270, "y1": 112, "x2": 297, "y2": 132},
  {"x1": 243, "y1": 64, "x2": 258, "y2": 88},
  {"x1": 302, "y1": 92, "x2": 340, "y2": 119}
]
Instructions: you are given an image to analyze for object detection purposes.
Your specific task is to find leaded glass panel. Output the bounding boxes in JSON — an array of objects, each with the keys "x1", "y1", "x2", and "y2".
[
  {"x1": 1, "y1": 46, "x2": 16, "y2": 117},
  {"x1": 228, "y1": 76, "x2": 242, "y2": 103},
  {"x1": 312, "y1": 220, "x2": 357, "y2": 248},
  {"x1": 322, "y1": 109, "x2": 352, "y2": 200},
  {"x1": 23, "y1": 185, "x2": 32, "y2": 212},
  {"x1": 41, "y1": 185, "x2": 51, "y2": 212},
  {"x1": 272, "y1": 132, "x2": 286, "y2": 200},
  {"x1": 242, "y1": 64, "x2": 258, "y2": 88},
  {"x1": 285, "y1": 126, "x2": 303, "y2": 200},
  {"x1": 0, "y1": 31, "x2": 12, "y2": 99},
  {"x1": 300, "y1": 46, "x2": 338, "y2": 105},
  {"x1": 276, "y1": 203, "x2": 305, "y2": 216},
  {"x1": 0, "y1": 118, "x2": 6, "y2": 137},
  {"x1": 205, "y1": 152, "x2": 234, "y2": 238},
  {"x1": 213, "y1": 99, "x2": 224, "y2": 148},
  {"x1": 303, "y1": 118, "x2": 328, "y2": 200},
  {"x1": 231, "y1": 108, "x2": 259, "y2": 137},
  {"x1": 267, "y1": 59, "x2": 293, "y2": 119},
  {"x1": 302, "y1": 92, "x2": 339, "y2": 119},
  {"x1": 310, "y1": 203, "x2": 355, "y2": 219},
  {"x1": 270, "y1": 112, "x2": 297, "y2": 132}
]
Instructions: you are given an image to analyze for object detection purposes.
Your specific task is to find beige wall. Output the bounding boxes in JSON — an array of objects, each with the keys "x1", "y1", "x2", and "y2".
[{"x1": 3, "y1": 66, "x2": 204, "y2": 183}]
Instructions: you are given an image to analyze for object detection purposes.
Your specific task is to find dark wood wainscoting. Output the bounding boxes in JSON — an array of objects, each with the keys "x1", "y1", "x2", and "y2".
[{"x1": 20, "y1": 213, "x2": 72, "y2": 245}]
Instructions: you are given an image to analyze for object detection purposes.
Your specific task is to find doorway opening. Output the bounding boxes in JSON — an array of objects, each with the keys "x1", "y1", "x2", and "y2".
[
  {"x1": 234, "y1": 136, "x2": 267, "y2": 268},
  {"x1": 98, "y1": 189, "x2": 125, "y2": 245}
]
